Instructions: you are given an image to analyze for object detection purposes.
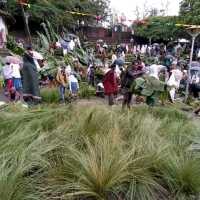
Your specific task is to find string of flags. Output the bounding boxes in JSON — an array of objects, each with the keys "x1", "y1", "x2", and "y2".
[
  {"x1": 16, "y1": 1, "x2": 102, "y2": 21},
  {"x1": 65, "y1": 11, "x2": 102, "y2": 21}
]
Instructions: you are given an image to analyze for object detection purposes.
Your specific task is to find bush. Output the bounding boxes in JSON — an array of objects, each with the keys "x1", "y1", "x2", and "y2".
[
  {"x1": 79, "y1": 82, "x2": 96, "y2": 99},
  {"x1": 40, "y1": 87, "x2": 60, "y2": 103},
  {"x1": 6, "y1": 36, "x2": 25, "y2": 56}
]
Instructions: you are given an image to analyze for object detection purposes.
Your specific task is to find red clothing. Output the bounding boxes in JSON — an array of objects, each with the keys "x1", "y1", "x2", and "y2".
[
  {"x1": 103, "y1": 69, "x2": 118, "y2": 95},
  {"x1": 6, "y1": 79, "x2": 13, "y2": 92}
]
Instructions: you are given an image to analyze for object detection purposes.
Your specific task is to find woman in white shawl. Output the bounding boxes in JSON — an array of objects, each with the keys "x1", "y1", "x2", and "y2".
[{"x1": 167, "y1": 62, "x2": 183, "y2": 102}]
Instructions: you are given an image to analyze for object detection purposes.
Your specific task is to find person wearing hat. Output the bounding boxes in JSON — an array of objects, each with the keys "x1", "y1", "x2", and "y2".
[
  {"x1": 21, "y1": 47, "x2": 44, "y2": 104},
  {"x1": 56, "y1": 65, "x2": 68, "y2": 102},
  {"x1": 103, "y1": 62, "x2": 118, "y2": 106}
]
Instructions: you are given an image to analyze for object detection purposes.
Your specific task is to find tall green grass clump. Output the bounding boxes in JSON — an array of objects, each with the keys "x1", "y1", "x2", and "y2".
[
  {"x1": 40, "y1": 87, "x2": 60, "y2": 103},
  {"x1": 79, "y1": 82, "x2": 96, "y2": 99},
  {"x1": 0, "y1": 105, "x2": 199, "y2": 200}
]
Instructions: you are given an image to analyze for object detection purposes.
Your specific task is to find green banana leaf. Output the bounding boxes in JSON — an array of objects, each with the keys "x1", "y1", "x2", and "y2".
[
  {"x1": 131, "y1": 76, "x2": 165, "y2": 97},
  {"x1": 144, "y1": 76, "x2": 165, "y2": 92},
  {"x1": 141, "y1": 88, "x2": 154, "y2": 96}
]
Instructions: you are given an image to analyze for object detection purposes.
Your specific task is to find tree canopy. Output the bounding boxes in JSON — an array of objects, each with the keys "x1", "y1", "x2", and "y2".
[
  {"x1": 133, "y1": 16, "x2": 182, "y2": 42},
  {"x1": 179, "y1": 0, "x2": 200, "y2": 25},
  {"x1": 7, "y1": 0, "x2": 110, "y2": 29}
]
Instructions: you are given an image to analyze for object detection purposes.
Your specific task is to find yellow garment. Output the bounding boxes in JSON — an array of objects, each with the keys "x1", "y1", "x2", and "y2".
[{"x1": 56, "y1": 70, "x2": 68, "y2": 87}]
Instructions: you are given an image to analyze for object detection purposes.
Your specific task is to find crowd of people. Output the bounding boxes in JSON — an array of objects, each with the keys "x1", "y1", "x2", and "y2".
[
  {"x1": 2, "y1": 47, "x2": 45, "y2": 104},
  {"x1": 101, "y1": 42, "x2": 200, "y2": 113},
  {"x1": 2, "y1": 47, "x2": 80, "y2": 105},
  {"x1": 1, "y1": 36, "x2": 200, "y2": 115}
]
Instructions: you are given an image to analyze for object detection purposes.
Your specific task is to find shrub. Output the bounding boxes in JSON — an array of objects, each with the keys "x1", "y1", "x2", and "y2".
[
  {"x1": 40, "y1": 87, "x2": 60, "y2": 103},
  {"x1": 79, "y1": 82, "x2": 96, "y2": 99},
  {"x1": 6, "y1": 36, "x2": 25, "y2": 56}
]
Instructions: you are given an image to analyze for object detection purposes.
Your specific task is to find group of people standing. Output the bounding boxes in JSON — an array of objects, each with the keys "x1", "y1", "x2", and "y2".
[
  {"x1": 102, "y1": 52, "x2": 189, "y2": 109},
  {"x1": 2, "y1": 46, "x2": 81, "y2": 104},
  {"x1": 2, "y1": 57, "x2": 22, "y2": 101},
  {"x1": 1, "y1": 36, "x2": 200, "y2": 114},
  {"x1": 2, "y1": 47, "x2": 44, "y2": 104},
  {"x1": 103, "y1": 59, "x2": 145, "y2": 108},
  {"x1": 56, "y1": 63, "x2": 79, "y2": 102}
]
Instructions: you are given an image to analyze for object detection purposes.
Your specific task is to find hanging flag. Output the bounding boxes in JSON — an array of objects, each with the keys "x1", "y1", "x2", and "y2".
[
  {"x1": 65, "y1": 10, "x2": 102, "y2": 21},
  {"x1": 66, "y1": 10, "x2": 93, "y2": 17}
]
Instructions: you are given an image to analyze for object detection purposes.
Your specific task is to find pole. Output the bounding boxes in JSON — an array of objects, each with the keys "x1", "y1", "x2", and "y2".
[
  {"x1": 149, "y1": 37, "x2": 152, "y2": 57},
  {"x1": 149, "y1": 37, "x2": 152, "y2": 46},
  {"x1": 185, "y1": 35, "x2": 195, "y2": 102},
  {"x1": 20, "y1": 4, "x2": 32, "y2": 45}
]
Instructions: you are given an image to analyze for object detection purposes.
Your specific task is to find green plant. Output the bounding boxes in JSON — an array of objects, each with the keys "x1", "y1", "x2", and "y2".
[
  {"x1": 40, "y1": 87, "x2": 60, "y2": 103},
  {"x1": 0, "y1": 104, "x2": 199, "y2": 200},
  {"x1": 79, "y1": 82, "x2": 96, "y2": 99},
  {"x1": 6, "y1": 36, "x2": 25, "y2": 56}
]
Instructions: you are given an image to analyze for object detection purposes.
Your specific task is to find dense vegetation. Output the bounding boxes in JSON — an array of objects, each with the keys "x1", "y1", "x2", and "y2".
[
  {"x1": 0, "y1": 104, "x2": 200, "y2": 200},
  {"x1": 134, "y1": 0, "x2": 200, "y2": 41},
  {"x1": 7, "y1": 0, "x2": 110, "y2": 29},
  {"x1": 133, "y1": 16, "x2": 183, "y2": 42},
  {"x1": 180, "y1": 0, "x2": 200, "y2": 25}
]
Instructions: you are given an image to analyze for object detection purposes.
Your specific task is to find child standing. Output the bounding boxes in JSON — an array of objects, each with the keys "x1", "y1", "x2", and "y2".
[
  {"x1": 2, "y1": 61, "x2": 14, "y2": 101},
  {"x1": 56, "y1": 66, "x2": 68, "y2": 102},
  {"x1": 11, "y1": 63, "x2": 22, "y2": 101},
  {"x1": 68, "y1": 72, "x2": 79, "y2": 97}
]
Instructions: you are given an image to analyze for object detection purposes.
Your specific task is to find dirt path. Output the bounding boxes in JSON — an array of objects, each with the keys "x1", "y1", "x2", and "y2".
[
  {"x1": 76, "y1": 98, "x2": 107, "y2": 107},
  {"x1": 1, "y1": 89, "x2": 199, "y2": 121}
]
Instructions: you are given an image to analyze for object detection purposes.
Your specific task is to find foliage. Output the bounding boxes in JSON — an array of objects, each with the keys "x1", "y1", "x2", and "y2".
[
  {"x1": 7, "y1": 0, "x2": 110, "y2": 29},
  {"x1": 40, "y1": 83, "x2": 96, "y2": 103},
  {"x1": 180, "y1": 0, "x2": 200, "y2": 25},
  {"x1": 0, "y1": 104, "x2": 200, "y2": 200},
  {"x1": 79, "y1": 82, "x2": 96, "y2": 99},
  {"x1": 6, "y1": 35, "x2": 25, "y2": 56},
  {"x1": 134, "y1": 16, "x2": 182, "y2": 41},
  {"x1": 40, "y1": 87, "x2": 60, "y2": 104},
  {"x1": 36, "y1": 20, "x2": 59, "y2": 53},
  {"x1": 131, "y1": 76, "x2": 166, "y2": 106},
  {"x1": 71, "y1": 48, "x2": 90, "y2": 66}
]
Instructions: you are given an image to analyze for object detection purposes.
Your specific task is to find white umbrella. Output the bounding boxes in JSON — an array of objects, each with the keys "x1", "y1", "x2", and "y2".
[
  {"x1": 5, "y1": 56, "x2": 22, "y2": 64},
  {"x1": 31, "y1": 51, "x2": 44, "y2": 60}
]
